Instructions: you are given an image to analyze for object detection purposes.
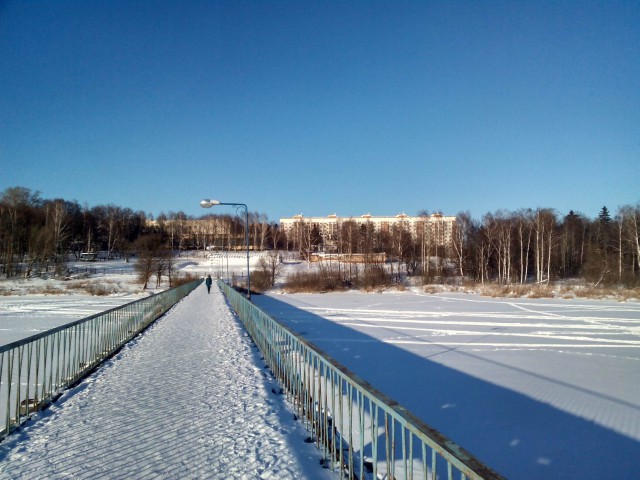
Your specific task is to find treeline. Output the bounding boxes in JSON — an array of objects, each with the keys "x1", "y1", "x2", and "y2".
[
  {"x1": 453, "y1": 207, "x2": 639, "y2": 287},
  {"x1": 286, "y1": 206, "x2": 640, "y2": 288},
  {"x1": 0, "y1": 186, "x2": 279, "y2": 279},
  {"x1": 1, "y1": 186, "x2": 639, "y2": 287},
  {"x1": 0, "y1": 187, "x2": 148, "y2": 278}
]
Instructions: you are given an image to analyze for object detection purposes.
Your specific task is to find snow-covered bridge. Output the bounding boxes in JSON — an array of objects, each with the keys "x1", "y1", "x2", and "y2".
[{"x1": 0, "y1": 284, "x2": 330, "y2": 479}]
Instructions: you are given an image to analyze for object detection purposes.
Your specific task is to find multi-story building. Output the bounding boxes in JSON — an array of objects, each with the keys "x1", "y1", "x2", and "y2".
[{"x1": 280, "y1": 213, "x2": 456, "y2": 252}]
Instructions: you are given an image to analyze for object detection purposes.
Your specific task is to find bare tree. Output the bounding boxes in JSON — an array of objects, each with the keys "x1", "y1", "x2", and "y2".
[
  {"x1": 620, "y1": 204, "x2": 640, "y2": 274},
  {"x1": 95, "y1": 205, "x2": 123, "y2": 260},
  {"x1": 249, "y1": 212, "x2": 260, "y2": 251},
  {"x1": 533, "y1": 209, "x2": 558, "y2": 283},
  {"x1": 25, "y1": 224, "x2": 48, "y2": 277},
  {"x1": 452, "y1": 211, "x2": 473, "y2": 278},
  {"x1": 270, "y1": 222, "x2": 286, "y2": 251},
  {"x1": 134, "y1": 234, "x2": 162, "y2": 289},
  {"x1": 258, "y1": 250, "x2": 284, "y2": 287},
  {"x1": 615, "y1": 211, "x2": 624, "y2": 281},
  {"x1": 0, "y1": 187, "x2": 43, "y2": 277},
  {"x1": 258, "y1": 213, "x2": 270, "y2": 251},
  {"x1": 513, "y1": 210, "x2": 534, "y2": 284},
  {"x1": 340, "y1": 220, "x2": 360, "y2": 282},
  {"x1": 417, "y1": 214, "x2": 433, "y2": 283},
  {"x1": 485, "y1": 211, "x2": 513, "y2": 285}
]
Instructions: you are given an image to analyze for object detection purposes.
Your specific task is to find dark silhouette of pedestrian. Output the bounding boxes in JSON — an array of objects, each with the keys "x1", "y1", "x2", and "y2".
[{"x1": 205, "y1": 274, "x2": 212, "y2": 294}]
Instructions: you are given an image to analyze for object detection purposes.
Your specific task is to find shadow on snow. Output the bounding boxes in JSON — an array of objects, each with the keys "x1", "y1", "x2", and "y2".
[{"x1": 253, "y1": 295, "x2": 640, "y2": 480}]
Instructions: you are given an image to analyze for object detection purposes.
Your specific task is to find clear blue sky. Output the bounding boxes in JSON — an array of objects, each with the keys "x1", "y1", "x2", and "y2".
[{"x1": 1, "y1": 0, "x2": 638, "y2": 222}]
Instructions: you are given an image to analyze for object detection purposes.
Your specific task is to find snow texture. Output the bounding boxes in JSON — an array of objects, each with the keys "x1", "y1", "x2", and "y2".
[
  {"x1": 0, "y1": 284, "x2": 331, "y2": 479},
  {"x1": 253, "y1": 290, "x2": 640, "y2": 479}
]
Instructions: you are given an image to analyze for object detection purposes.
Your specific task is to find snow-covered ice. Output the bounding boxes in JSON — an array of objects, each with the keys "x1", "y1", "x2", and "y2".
[
  {"x1": 0, "y1": 284, "x2": 332, "y2": 479},
  {"x1": 0, "y1": 293, "x2": 144, "y2": 345},
  {"x1": 253, "y1": 290, "x2": 640, "y2": 479}
]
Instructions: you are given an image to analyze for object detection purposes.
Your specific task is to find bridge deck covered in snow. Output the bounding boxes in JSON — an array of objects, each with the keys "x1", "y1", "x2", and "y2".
[{"x1": 0, "y1": 284, "x2": 329, "y2": 479}]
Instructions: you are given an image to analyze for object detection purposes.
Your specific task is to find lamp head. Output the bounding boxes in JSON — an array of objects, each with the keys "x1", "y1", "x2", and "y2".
[{"x1": 200, "y1": 199, "x2": 221, "y2": 208}]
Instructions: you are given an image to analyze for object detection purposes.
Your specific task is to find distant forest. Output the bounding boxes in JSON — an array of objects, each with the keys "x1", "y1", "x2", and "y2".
[{"x1": 1, "y1": 186, "x2": 638, "y2": 287}]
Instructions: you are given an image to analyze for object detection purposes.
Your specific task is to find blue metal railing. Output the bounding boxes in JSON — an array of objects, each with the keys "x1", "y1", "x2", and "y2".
[
  {"x1": 0, "y1": 279, "x2": 202, "y2": 440},
  {"x1": 219, "y1": 280, "x2": 505, "y2": 480}
]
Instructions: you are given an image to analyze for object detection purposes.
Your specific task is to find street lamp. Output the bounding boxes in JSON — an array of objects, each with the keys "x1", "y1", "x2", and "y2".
[{"x1": 200, "y1": 199, "x2": 251, "y2": 300}]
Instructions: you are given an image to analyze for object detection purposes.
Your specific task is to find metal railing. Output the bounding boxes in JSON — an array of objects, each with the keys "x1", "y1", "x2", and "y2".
[
  {"x1": 219, "y1": 280, "x2": 505, "y2": 480},
  {"x1": 0, "y1": 279, "x2": 202, "y2": 440}
]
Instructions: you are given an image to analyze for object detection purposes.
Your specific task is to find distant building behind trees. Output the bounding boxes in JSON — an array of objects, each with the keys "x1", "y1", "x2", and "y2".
[
  {"x1": 1, "y1": 186, "x2": 638, "y2": 287},
  {"x1": 280, "y1": 212, "x2": 455, "y2": 253}
]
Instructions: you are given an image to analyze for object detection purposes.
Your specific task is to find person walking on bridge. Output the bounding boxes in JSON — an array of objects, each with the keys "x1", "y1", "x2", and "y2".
[{"x1": 205, "y1": 274, "x2": 212, "y2": 294}]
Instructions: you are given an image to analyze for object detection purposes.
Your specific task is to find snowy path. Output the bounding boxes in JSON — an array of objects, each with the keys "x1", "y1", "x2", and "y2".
[{"x1": 0, "y1": 284, "x2": 331, "y2": 479}]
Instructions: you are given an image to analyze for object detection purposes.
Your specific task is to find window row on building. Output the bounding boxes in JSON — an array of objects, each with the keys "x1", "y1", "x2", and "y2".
[{"x1": 279, "y1": 212, "x2": 456, "y2": 249}]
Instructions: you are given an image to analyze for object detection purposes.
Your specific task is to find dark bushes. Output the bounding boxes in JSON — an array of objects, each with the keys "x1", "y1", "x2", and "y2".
[{"x1": 282, "y1": 266, "x2": 390, "y2": 293}]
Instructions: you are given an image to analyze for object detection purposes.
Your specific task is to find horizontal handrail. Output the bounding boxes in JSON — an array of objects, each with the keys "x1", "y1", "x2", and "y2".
[
  {"x1": 218, "y1": 280, "x2": 505, "y2": 480},
  {"x1": 0, "y1": 279, "x2": 202, "y2": 440}
]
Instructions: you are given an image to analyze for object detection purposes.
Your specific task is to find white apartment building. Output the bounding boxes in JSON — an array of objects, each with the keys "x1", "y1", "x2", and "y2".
[{"x1": 280, "y1": 213, "x2": 456, "y2": 251}]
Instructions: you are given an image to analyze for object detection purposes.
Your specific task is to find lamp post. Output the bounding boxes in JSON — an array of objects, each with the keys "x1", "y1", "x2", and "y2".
[{"x1": 200, "y1": 199, "x2": 251, "y2": 300}]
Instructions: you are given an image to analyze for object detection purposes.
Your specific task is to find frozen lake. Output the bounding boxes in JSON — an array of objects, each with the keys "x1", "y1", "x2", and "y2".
[
  {"x1": 0, "y1": 293, "x2": 145, "y2": 345},
  {"x1": 2, "y1": 274, "x2": 639, "y2": 479},
  {"x1": 253, "y1": 290, "x2": 640, "y2": 479}
]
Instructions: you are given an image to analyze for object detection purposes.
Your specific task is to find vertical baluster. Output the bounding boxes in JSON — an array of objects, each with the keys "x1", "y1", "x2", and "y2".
[
  {"x1": 314, "y1": 355, "x2": 321, "y2": 446},
  {"x1": 3, "y1": 351, "x2": 12, "y2": 433},
  {"x1": 312, "y1": 353, "x2": 318, "y2": 442},
  {"x1": 25, "y1": 343, "x2": 33, "y2": 415},
  {"x1": 39, "y1": 335, "x2": 46, "y2": 400},
  {"x1": 322, "y1": 361, "x2": 329, "y2": 461},
  {"x1": 372, "y1": 402, "x2": 379, "y2": 479},
  {"x1": 338, "y1": 375, "x2": 344, "y2": 476},
  {"x1": 15, "y1": 346, "x2": 24, "y2": 421},
  {"x1": 431, "y1": 447, "x2": 437, "y2": 480},
  {"x1": 402, "y1": 424, "x2": 407, "y2": 480},
  {"x1": 422, "y1": 441, "x2": 428, "y2": 480},
  {"x1": 52, "y1": 332, "x2": 59, "y2": 395},
  {"x1": 358, "y1": 389, "x2": 365, "y2": 479},
  {"x1": 305, "y1": 349, "x2": 312, "y2": 431},
  {"x1": 391, "y1": 418, "x2": 396, "y2": 479},
  {"x1": 409, "y1": 431, "x2": 414, "y2": 480},
  {"x1": 385, "y1": 412, "x2": 391, "y2": 477},
  {"x1": 331, "y1": 369, "x2": 338, "y2": 471}
]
